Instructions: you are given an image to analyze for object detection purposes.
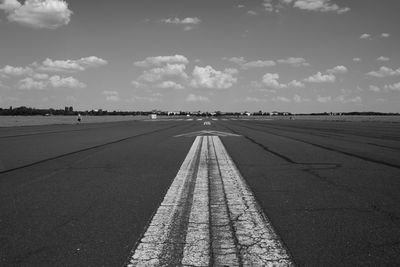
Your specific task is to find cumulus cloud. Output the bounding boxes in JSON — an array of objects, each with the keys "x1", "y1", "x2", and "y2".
[
  {"x1": 1, "y1": 0, "x2": 73, "y2": 29},
  {"x1": 0, "y1": 0, "x2": 21, "y2": 11},
  {"x1": 102, "y1": 90, "x2": 120, "y2": 102},
  {"x1": 335, "y1": 95, "x2": 362, "y2": 104},
  {"x1": 228, "y1": 57, "x2": 246, "y2": 65},
  {"x1": 352, "y1": 57, "x2": 361, "y2": 62},
  {"x1": 156, "y1": 80, "x2": 184, "y2": 90},
  {"x1": 262, "y1": 73, "x2": 287, "y2": 89},
  {"x1": 161, "y1": 17, "x2": 201, "y2": 31},
  {"x1": 247, "y1": 10, "x2": 257, "y2": 15},
  {"x1": 38, "y1": 56, "x2": 108, "y2": 72},
  {"x1": 243, "y1": 60, "x2": 276, "y2": 69},
  {"x1": 293, "y1": 0, "x2": 350, "y2": 14},
  {"x1": 138, "y1": 64, "x2": 188, "y2": 83},
  {"x1": 381, "y1": 33, "x2": 390, "y2": 38},
  {"x1": 49, "y1": 75, "x2": 86, "y2": 88},
  {"x1": 190, "y1": 66, "x2": 238, "y2": 89},
  {"x1": 377, "y1": 56, "x2": 390, "y2": 62},
  {"x1": 304, "y1": 72, "x2": 336, "y2": 83},
  {"x1": 288, "y1": 80, "x2": 305, "y2": 88},
  {"x1": 360, "y1": 33, "x2": 371, "y2": 39},
  {"x1": 327, "y1": 65, "x2": 348, "y2": 74},
  {"x1": 186, "y1": 94, "x2": 210, "y2": 102},
  {"x1": 228, "y1": 57, "x2": 276, "y2": 69},
  {"x1": 18, "y1": 77, "x2": 47, "y2": 90},
  {"x1": 384, "y1": 82, "x2": 400, "y2": 91},
  {"x1": 0, "y1": 65, "x2": 32, "y2": 76},
  {"x1": 369, "y1": 85, "x2": 381, "y2": 92},
  {"x1": 134, "y1": 55, "x2": 189, "y2": 68},
  {"x1": 293, "y1": 94, "x2": 310, "y2": 103},
  {"x1": 277, "y1": 57, "x2": 310, "y2": 67},
  {"x1": 263, "y1": 0, "x2": 349, "y2": 14},
  {"x1": 366, "y1": 66, "x2": 400, "y2": 78}
]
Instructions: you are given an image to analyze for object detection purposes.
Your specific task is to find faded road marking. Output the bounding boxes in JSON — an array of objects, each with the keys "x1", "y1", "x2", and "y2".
[{"x1": 128, "y1": 136, "x2": 293, "y2": 266}]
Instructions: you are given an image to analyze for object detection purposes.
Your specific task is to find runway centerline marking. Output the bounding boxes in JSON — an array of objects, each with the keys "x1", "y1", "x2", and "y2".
[{"x1": 127, "y1": 136, "x2": 293, "y2": 266}]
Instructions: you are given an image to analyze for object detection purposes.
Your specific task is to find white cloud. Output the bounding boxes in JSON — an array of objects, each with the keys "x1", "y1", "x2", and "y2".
[
  {"x1": 369, "y1": 85, "x2": 381, "y2": 92},
  {"x1": 377, "y1": 56, "x2": 390, "y2": 62},
  {"x1": 263, "y1": 0, "x2": 274, "y2": 12},
  {"x1": 156, "y1": 81, "x2": 184, "y2": 90},
  {"x1": 186, "y1": 94, "x2": 210, "y2": 102},
  {"x1": 161, "y1": 17, "x2": 201, "y2": 30},
  {"x1": 263, "y1": 0, "x2": 349, "y2": 14},
  {"x1": 293, "y1": 94, "x2": 310, "y2": 103},
  {"x1": 367, "y1": 66, "x2": 400, "y2": 78},
  {"x1": 381, "y1": 33, "x2": 390, "y2": 38},
  {"x1": 277, "y1": 57, "x2": 310, "y2": 67},
  {"x1": 49, "y1": 75, "x2": 86, "y2": 88},
  {"x1": 32, "y1": 73, "x2": 49, "y2": 80},
  {"x1": 2, "y1": 0, "x2": 73, "y2": 29},
  {"x1": 292, "y1": 0, "x2": 350, "y2": 14},
  {"x1": 38, "y1": 56, "x2": 108, "y2": 72},
  {"x1": 18, "y1": 77, "x2": 46, "y2": 90},
  {"x1": 327, "y1": 65, "x2": 348, "y2": 74},
  {"x1": 242, "y1": 60, "x2": 276, "y2": 69},
  {"x1": 102, "y1": 90, "x2": 120, "y2": 102},
  {"x1": 360, "y1": 33, "x2": 371, "y2": 39},
  {"x1": 335, "y1": 95, "x2": 362, "y2": 104},
  {"x1": 162, "y1": 17, "x2": 201, "y2": 25},
  {"x1": 39, "y1": 58, "x2": 84, "y2": 72},
  {"x1": 134, "y1": 55, "x2": 189, "y2": 68},
  {"x1": 317, "y1": 95, "x2": 332, "y2": 103},
  {"x1": 0, "y1": 0, "x2": 21, "y2": 11},
  {"x1": 384, "y1": 82, "x2": 400, "y2": 91},
  {"x1": 288, "y1": 80, "x2": 305, "y2": 88},
  {"x1": 247, "y1": 10, "x2": 257, "y2": 15},
  {"x1": 131, "y1": 81, "x2": 146, "y2": 88},
  {"x1": 352, "y1": 57, "x2": 361, "y2": 62},
  {"x1": 228, "y1": 57, "x2": 246, "y2": 65},
  {"x1": 262, "y1": 73, "x2": 287, "y2": 89},
  {"x1": 228, "y1": 57, "x2": 276, "y2": 69},
  {"x1": 190, "y1": 65, "x2": 238, "y2": 89},
  {"x1": 304, "y1": 72, "x2": 336, "y2": 83},
  {"x1": 0, "y1": 65, "x2": 32, "y2": 76},
  {"x1": 138, "y1": 64, "x2": 188, "y2": 83},
  {"x1": 78, "y1": 56, "x2": 108, "y2": 68}
]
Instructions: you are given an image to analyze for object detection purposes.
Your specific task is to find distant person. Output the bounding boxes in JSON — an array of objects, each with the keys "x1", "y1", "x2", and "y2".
[{"x1": 77, "y1": 113, "x2": 81, "y2": 123}]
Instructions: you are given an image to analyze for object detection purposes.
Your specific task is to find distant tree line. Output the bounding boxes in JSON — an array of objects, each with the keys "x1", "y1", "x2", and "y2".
[
  {"x1": 0, "y1": 106, "x2": 398, "y2": 116},
  {"x1": 0, "y1": 106, "x2": 156, "y2": 116}
]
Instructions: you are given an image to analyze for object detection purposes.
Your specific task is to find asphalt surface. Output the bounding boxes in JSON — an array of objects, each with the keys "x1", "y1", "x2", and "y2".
[{"x1": 1, "y1": 118, "x2": 400, "y2": 266}]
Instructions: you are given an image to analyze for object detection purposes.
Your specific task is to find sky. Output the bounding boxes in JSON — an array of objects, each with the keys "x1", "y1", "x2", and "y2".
[{"x1": 0, "y1": 0, "x2": 399, "y2": 113}]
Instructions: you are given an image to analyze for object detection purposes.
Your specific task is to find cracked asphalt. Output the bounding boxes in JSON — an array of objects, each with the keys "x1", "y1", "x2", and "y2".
[{"x1": 1, "y1": 118, "x2": 400, "y2": 266}]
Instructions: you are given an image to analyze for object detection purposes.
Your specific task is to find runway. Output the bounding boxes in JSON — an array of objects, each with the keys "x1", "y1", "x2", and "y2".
[{"x1": 1, "y1": 118, "x2": 400, "y2": 266}]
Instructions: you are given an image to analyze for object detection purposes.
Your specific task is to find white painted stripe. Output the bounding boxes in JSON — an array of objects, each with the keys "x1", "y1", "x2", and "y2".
[
  {"x1": 212, "y1": 136, "x2": 293, "y2": 266},
  {"x1": 181, "y1": 136, "x2": 210, "y2": 266},
  {"x1": 128, "y1": 135, "x2": 293, "y2": 266},
  {"x1": 208, "y1": 136, "x2": 241, "y2": 266},
  {"x1": 128, "y1": 136, "x2": 202, "y2": 266}
]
